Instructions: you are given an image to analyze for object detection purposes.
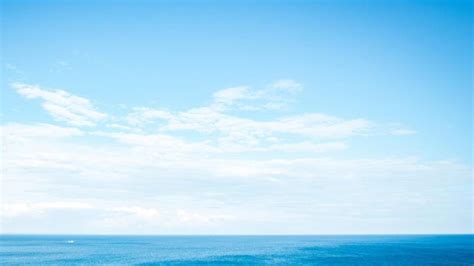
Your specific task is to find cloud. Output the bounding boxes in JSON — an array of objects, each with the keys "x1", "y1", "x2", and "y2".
[
  {"x1": 1, "y1": 202, "x2": 94, "y2": 218},
  {"x1": 176, "y1": 209, "x2": 235, "y2": 224},
  {"x1": 1, "y1": 121, "x2": 470, "y2": 233},
  {"x1": 0, "y1": 123, "x2": 83, "y2": 142},
  {"x1": 1, "y1": 202, "x2": 162, "y2": 221},
  {"x1": 49, "y1": 60, "x2": 71, "y2": 73},
  {"x1": 127, "y1": 107, "x2": 371, "y2": 147},
  {"x1": 5, "y1": 80, "x2": 454, "y2": 234},
  {"x1": 1, "y1": 122, "x2": 466, "y2": 182},
  {"x1": 114, "y1": 110, "x2": 362, "y2": 153},
  {"x1": 275, "y1": 114, "x2": 372, "y2": 138},
  {"x1": 270, "y1": 79, "x2": 303, "y2": 92},
  {"x1": 5, "y1": 63, "x2": 26, "y2": 78},
  {"x1": 212, "y1": 86, "x2": 257, "y2": 107},
  {"x1": 93, "y1": 131, "x2": 218, "y2": 156},
  {"x1": 269, "y1": 141, "x2": 347, "y2": 153},
  {"x1": 77, "y1": 79, "x2": 417, "y2": 154},
  {"x1": 3, "y1": 79, "x2": 415, "y2": 177},
  {"x1": 209, "y1": 79, "x2": 302, "y2": 111},
  {"x1": 125, "y1": 107, "x2": 173, "y2": 126},
  {"x1": 12, "y1": 83, "x2": 107, "y2": 126},
  {"x1": 391, "y1": 129, "x2": 417, "y2": 136},
  {"x1": 118, "y1": 80, "x2": 378, "y2": 154},
  {"x1": 8, "y1": 80, "x2": 401, "y2": 156},
  {"x1": 109, "y1": 206, "x2": 160, "y2": 220},
  {"x1": 160, "y1": 110, "x2": 371, "y2": 152}
]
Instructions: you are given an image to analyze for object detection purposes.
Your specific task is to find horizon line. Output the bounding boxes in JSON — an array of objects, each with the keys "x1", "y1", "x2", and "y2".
[{"x1": 1, "y1": 233, "x2": 472, "y2": 237}]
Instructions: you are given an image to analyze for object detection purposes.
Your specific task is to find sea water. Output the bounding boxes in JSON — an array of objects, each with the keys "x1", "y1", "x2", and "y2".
[{"x1": 1, "y1": 235, "x2": 472, "y2": 265}]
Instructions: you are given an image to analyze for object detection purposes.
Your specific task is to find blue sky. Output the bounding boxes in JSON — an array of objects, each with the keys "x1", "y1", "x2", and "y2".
[{"x1": 1, "y1": 0, "x2": 472, "y2": 234}]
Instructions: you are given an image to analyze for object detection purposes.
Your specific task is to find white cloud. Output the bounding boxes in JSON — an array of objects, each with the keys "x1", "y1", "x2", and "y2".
[
  {"x1": 120, "y1": 109, "x2": 364, "y2": 153},
  {"x1": 109, "y1": 206, "x2": 160, "y2": 220},
  {"x1": 116, "y1": 80, "x2": 417, "y2": 156},
  {"x1": 1, "y1": 202, "x2": 94, "y2": 218},
  {"x1": 125, "y1": 107, "x2": 173, "y2": 126},
  {"x1": 391, "y1": 129, "x2": 417, "y2": 136},
  {"x1": 5, "y1": 63, "x2": 25, "y2": 78},
  {"x1": 0, "y1": 123, "x2": 83, "y2": 142},
  {"x1": 275, "y1": 114, "x2": 372, "y2": 138},
  {"x1": 106, "y1": 123, "x2": 135, "y2": 131},
  {"x1": 1, "y1": 202, "x2": 162, "y2": 221},
  {"x1": 270, "y1": 141, "x2": 347, "y2": 153},
  {"x1": 209, "y1": 80, "x2": 302, "y2": 111},
  {"x1": 150, "y1": 107, "x2": 371, "y2": 140},
  {"x1": 119, "y1": 81, "x2": 377, "y2": 154},
  {"x1": 1, "y1": 122, "x2": 470, "y2": 233},
  {"x1": 270, "y1": 79, "x2": 302, "y2": 92},
  {"x1": 36, "y1": 202, "x2": 94, "y2": 210},
  {"x1": 92, "y1": 131, "x2": 218, "y2": 156},
  {"x1": 12, "y1": 83, "x2": 107, "y2": 126},
  {"x1": 212, "y1": 86, "x2": 257, "y2": 107},
  {"x1": 6, "y1": 80, "x2": 457, "y2": 234},
  {"x1": 1, "y1": 203, "x2": 32, "y2": 218},
  {"x1": 9, "y1": 81, "x2": 370, "y2": 155},
  {"x1": 176, "y1": 209, "x2": 235, "y2": 224}
]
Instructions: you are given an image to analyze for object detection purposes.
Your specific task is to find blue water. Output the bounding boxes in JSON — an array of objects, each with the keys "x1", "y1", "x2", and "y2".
[{"x1": 1, "y1": 235, "x2": 472, "y2": 265}]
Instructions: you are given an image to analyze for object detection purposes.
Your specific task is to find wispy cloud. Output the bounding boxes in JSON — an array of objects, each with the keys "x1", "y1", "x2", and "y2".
[
  {"x1": 391, "y1": 128, "x2": 417, "y2": 136},
  {"x1": 12, "y1": 83, "x2": 107, "y2": 126},
  {"x1": 0, "y1": 123, "x2": 83, "y2": 141},
  {"x1": 210, "y1": 79, "x2": 302, "y2": 111},
  {"x1": 125, "y1": 107, "x2": 173, "y2": 126},
  {"x1": 124, "y1": 107, "x2": 371, "y2": 153},
  {"x1": 270, "y1": 79, "x2": 303, "y2": 93},
  {"x1": 176, "y1": 209, "x2": 235, "y2": 224},
  {"x1": 2, "y1": 80, "x2": 439, "y2": 234},
  {"x1": 9, "y1": 81, "x2": 417, "y2": 156},
  {"x1": 1, "y1": 202, "x2": 94, "y2": 218},
  {"x1": 212, "y1": 86, "x2": 257, "y2": 107},
  {"x1": 4, "y1": 63, "x2": 26, "y2": 79}
]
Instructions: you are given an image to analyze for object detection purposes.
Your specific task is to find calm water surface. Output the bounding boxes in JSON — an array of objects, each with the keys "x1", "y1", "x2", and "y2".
[{"x1": 1, "y1": 235, "x2": 472, "y2": 265}]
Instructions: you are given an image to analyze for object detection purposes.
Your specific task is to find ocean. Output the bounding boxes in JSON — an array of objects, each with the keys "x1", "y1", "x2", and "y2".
[{"x1": 0, "y1": 235, "x2": 472, "y2": 265}]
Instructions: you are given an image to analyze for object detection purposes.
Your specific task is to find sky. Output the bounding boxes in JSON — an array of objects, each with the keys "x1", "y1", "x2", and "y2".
[{"x1": 0, "y1": 0, "x2": 472, "y2": 234}]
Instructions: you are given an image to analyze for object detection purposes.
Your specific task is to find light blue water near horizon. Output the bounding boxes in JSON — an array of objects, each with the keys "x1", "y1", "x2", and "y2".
[{"x1": 0, "y1": 235, "x2": 472, "y2": 265}]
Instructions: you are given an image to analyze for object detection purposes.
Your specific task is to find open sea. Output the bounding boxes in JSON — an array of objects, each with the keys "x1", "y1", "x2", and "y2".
[{"x1": 0, "y1": 235, "x2": 472, "y2": 265}]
